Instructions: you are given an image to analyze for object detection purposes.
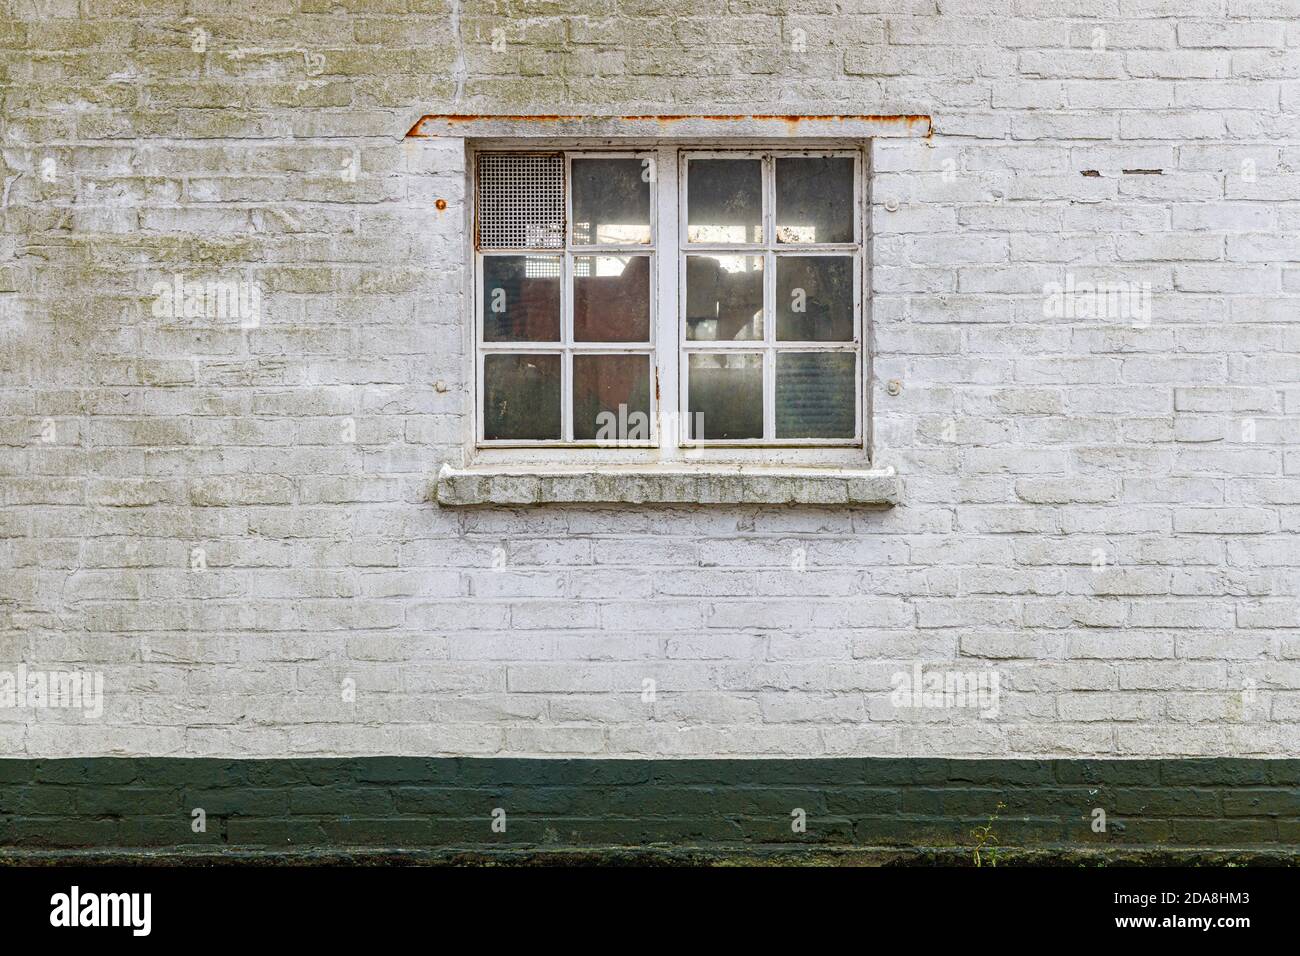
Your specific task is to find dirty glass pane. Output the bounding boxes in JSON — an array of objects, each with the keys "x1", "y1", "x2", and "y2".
[
  {"x1": 687, "y1": 158, "x2": 762, "y2": 244},
  {"x1": 571, "y1": 158, "x2": 652, "y2": 245},
  {"x1": 481, "y1": 255, "x2": 561, "y2": 342},
  {"x1": 775, "y1": 157, "x2": 854, "y2": 244},
  {"x1": 685, "y1": 255, "x2": 764, "y2": 341},
  {"x1": 482, "y1": 353, "x2": 561, "y2": 440},
  {"x1": 775, "y1": 256, "x2": 854, "y2": 341},
  {"x1": 573, "y1": 354, "x2": 652, "y2": 442},
  {"x1": 775, "y1": 352, "x2": 855, "y2": 439},
  {"x1": 573, "y1": 255, "x2": 651, "y2": 342},
  {"x1": 687, "y1": 353, "x2": 763, "y2": 440}
]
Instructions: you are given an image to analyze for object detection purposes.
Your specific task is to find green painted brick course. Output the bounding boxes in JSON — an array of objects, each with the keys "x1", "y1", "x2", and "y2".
[
  {"x1": 0, "y1": 758, "x2": 1295, "y2": 854},
  {"x1": 1222, "y1": 790, "x2": 1300, "y2": 816},
  {"x1": 1161, "y1": 760, "x2": 1276, "y2": 786},
  {"x1": 1113, "y1": 788, "x2": 1220, "y2": 816}
]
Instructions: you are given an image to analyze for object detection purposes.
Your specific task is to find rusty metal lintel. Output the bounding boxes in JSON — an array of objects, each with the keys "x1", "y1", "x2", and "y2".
[{"x1": 405, "y1": 113, "x2": 932, "y2": 139}]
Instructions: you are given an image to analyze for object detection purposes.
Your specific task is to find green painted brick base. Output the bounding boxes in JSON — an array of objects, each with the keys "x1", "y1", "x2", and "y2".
[{"x1": 1, "y1": 758, "x2": 1297, "y2": 855}]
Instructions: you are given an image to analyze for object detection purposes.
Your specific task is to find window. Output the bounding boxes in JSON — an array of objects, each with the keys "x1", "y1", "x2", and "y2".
[{"x1": 472, "y1": 145, "x2": 865, "y2": 458}]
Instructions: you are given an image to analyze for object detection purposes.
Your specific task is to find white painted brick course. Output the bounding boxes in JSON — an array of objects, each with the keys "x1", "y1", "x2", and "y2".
[{"x1": 0, "y1": 0, "x2": 1297, "y2": 759}]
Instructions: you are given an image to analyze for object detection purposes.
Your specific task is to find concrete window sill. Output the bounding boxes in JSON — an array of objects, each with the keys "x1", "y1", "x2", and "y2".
[{"x1": 434, "y1": 464, "x2": 900, "y2": 507}]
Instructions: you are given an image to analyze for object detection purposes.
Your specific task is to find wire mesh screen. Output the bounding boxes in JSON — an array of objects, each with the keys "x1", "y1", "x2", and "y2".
[{"x1": 476, "y1": 153, "x2": 565, "y2": 249}]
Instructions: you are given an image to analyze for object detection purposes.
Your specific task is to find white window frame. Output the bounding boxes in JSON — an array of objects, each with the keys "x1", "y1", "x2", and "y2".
[
  {"x1": 466, "y1": 139, "x2": 874, "y2": 470},
  {"x1": 678, "y1": 148, "x2": 862, "y2": 447},
  {"x1": 475, "y1": 149, "x2": 659, "y2": 448}
]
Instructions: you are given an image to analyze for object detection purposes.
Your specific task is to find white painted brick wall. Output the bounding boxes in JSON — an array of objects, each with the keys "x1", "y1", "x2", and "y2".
[{"x1": 0, "y1": 1, "x2": 1298, "y2": 758}]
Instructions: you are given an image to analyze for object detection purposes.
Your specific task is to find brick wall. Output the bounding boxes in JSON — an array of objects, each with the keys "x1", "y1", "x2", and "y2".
[{"x1": 1, "y1": 1, "x2": 1298, "y2": 763}]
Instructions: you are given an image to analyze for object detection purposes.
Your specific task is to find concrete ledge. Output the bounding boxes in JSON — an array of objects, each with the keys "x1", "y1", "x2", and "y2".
[{"x1": 433, "y1": 465, "x2": 901, "y2": 507}]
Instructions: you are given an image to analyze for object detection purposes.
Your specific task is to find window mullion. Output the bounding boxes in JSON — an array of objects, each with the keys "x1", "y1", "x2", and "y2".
[
  {"x1": 658, "y1": 145, "x2": 679, "y2": 461},
  {"x1": 764, "y1": 155, "x2": 775, "y2": 442},
  {"x1": 562, "y1": 250, "x2": 572, "y2": 442},
  {"x1": 562, "y1": 149, "x2": 572, "y2": 446}
]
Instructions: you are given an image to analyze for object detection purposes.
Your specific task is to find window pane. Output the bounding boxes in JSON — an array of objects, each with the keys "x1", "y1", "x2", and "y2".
[
  {"x1": 775, "y1": 352, "x2": 855, "y2": 439},
  {"x1": 685, "y1": 255, "x2": 763, "y2": 341},
  {"x1": 477, "y1": 153, "x2": 564, "y2": 249},
  {"x1": 481, "y1": 256, "x2": 560, "y2": 342},
  {"x1": 482, "y1": 353, "x2": 561, "y2": 440},
  {"x1": 573, "y1": 354, "x2": 652, "y2": 442},
  {"x1": 573, "y1": 255, "x2": 650, "y2": 342},
  {"x1": 687, "y1": 353, "x2": 763, "y2": 440},
  {"x1": 687, "y1": 158, "x2": 762, "y2": 244},
  {"x1": 775, "y1": 157, "x2": 854, "y2": 244},
  {"x1": 776, "y1": 256, "x2": 854, "y2": 341},
  {"x1": 571, "y1": 158, "x2": 652, "y2": 245}
]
